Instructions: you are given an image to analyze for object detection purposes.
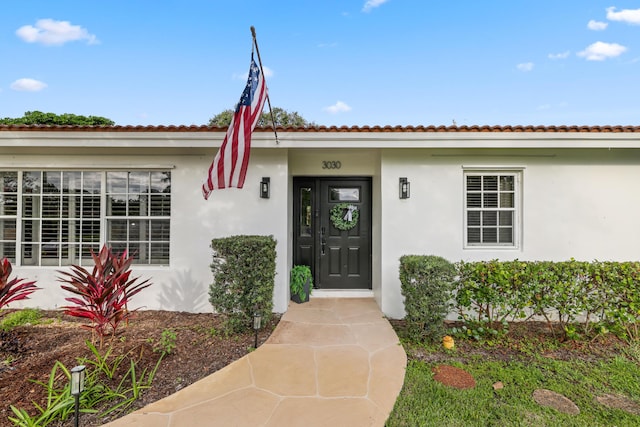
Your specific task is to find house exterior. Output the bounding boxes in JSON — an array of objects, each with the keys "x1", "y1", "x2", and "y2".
[{"x1": 1, "y1": 124, "x2": 640, "y2": 319}]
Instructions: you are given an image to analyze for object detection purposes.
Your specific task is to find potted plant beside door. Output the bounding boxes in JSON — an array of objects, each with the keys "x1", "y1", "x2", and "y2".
[{"x1": 290, "y1": 265, "x2": 313, "y2": 304}]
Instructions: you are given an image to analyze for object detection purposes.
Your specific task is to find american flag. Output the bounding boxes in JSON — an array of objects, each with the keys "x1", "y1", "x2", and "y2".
[{"x1": 202, "y1": 53, "x2": 267, "y2": 199}]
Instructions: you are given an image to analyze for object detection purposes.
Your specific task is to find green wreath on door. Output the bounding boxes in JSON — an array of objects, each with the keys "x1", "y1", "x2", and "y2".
[{"x1": 330, "y1": 203, "x2": 359, "y2": 231}]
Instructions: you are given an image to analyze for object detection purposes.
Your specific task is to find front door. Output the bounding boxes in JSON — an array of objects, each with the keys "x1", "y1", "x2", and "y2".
[{"x1": 293, "y1": 177, "x2": 371, "y2": 289}]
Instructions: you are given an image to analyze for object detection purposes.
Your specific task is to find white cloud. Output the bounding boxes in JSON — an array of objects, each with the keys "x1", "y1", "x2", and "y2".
[
  {"x1": 517, "y1": 62, "x2": 534, "y2": 72},
  {"x1": 362, "y1": 0, "x2": 389, "y2": 13},
  {"x1": 548, "y1": 51, "x2": 570, "y2": 59},
  {"x1": 16, "y1": 19, "x2": 98, "y2": 46},
  {"x1": 317, "y1": 42, "x2": 338, "y2": 48},
  {"x1": 234, "y1": 65, "x2": 273, "y2": 81},
  {"x1": 10, "y1": 78, "x2": 47, "y2": 92},
  {"x1": 587, "y1": 20, "x2": 608, "y2": 31},
  {"x1": 577, "y1": 41, "x2": 627, "y2": 61},
  {"x1": 537, "y1": 102, "x2": 568, "y2": 111},
  {"x1": 324, "y1": 101, "x2": 352, "y2": 114},
  {"x1": 262, "y1": 66, "x2": 274, "y2": 78},
  {"x1": 606, "y1": 7, "x2": 640, "y2": 25}
]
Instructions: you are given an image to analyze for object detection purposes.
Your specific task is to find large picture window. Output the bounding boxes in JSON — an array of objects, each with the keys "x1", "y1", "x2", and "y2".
[
  {"x1": 0, "y1": 170, "x2": 170, "y2": 266},
  {"x1": 21, "y1": 171, "x2": 101, "y2": 266},
  {"x1": 464, "y1": 171, "x2": 519, "y2": 247},
  {"x1": 106, "y1": 171, "x2": 171, "y2": 265}
]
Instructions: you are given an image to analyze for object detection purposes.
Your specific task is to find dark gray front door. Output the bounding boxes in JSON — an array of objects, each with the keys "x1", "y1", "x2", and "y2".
[{"x1": 293, "y1": 177, "x2": 371, "y2": 290}]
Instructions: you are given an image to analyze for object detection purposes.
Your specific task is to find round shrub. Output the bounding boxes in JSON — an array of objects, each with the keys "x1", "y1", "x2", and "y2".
[{"x1": 400, "y1": 255, "x2": 456, "y2": 342}]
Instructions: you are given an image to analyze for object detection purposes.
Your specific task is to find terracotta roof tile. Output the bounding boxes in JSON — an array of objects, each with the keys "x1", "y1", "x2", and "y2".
[{"x1": 1, "y1": 124, "x2": 640, "y2": 133}]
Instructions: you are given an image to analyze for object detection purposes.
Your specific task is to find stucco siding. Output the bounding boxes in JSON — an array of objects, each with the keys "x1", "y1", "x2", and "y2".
[
  {"x1": 379, "y1": 147, "x2": 640, "y2": 318},
  {"x1": 3, "y1": 128, "x2": 640, "y2": 320},
  {"x1": 8, "y1": 149, "x2": 290, "y2": 314}
]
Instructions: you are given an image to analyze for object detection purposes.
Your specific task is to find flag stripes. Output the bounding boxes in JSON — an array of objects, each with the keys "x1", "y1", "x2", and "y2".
[{"x1": 202, "y1": 54, "x2": 267, "y2": 199}]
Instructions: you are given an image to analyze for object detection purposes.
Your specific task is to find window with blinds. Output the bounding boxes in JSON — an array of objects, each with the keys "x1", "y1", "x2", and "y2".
[
  {"x1": 0, "y1": 170, "x2": 171, "y2": 266},
  {"x1": 0, "y1": 172, "x2": 18, "y2": 262},
  {"x1": 465, "y1": 172, "x2": 518, "y2": 247},
  {"x1": 21, "y1": 171, "x2": 102, "y2": 266},
  {"x1": 106, "y1": 171, "x2": 171, "y2": 265}
]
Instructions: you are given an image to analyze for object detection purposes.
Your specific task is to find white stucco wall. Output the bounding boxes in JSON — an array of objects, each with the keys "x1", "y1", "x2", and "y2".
[
  {"x1": 7, "y1": 149, "x2": 290, "y2": 314},
  {"x1": 4, "y1": 129, "x2": 640, "y2": 320},
  {"x1": 379, "y1": 147, "x2": 640, "y2": 318}
]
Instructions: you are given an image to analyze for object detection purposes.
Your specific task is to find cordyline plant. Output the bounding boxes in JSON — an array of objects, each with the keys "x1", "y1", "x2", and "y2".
[
  {"x1": 0, "y1": 257, "x2": 39, "y2": 312},
  {"x1": 58, "y1": 245, "x2": 152, "y2": 344}
]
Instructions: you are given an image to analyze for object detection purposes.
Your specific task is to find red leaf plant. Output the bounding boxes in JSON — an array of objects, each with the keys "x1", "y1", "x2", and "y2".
[
  {"x1": 58, "y1": 245, "x2": 152, "y2": 343},
  {"x1": 0, "y1": 257, "x2": 39, "y2": 311}
]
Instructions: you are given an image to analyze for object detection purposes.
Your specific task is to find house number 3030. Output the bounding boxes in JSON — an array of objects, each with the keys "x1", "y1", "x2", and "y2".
[{"x1": 322, "y1": 161, "x2": 342, "y2": 169}]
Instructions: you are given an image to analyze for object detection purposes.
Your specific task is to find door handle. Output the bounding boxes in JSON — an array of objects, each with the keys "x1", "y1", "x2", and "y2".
[{"x1": 321, "y1": 226, "x2": 326, "y2": 256}]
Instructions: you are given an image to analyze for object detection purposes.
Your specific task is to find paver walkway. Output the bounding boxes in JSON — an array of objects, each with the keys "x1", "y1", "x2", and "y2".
[{"x1": 105, "y1": 298, "x2": 407, "y2": 427}]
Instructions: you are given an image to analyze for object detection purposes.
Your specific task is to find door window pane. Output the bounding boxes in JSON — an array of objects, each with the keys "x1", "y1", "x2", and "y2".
[
  {"x1": 329, "y1": 188, "x2": 360, "y2": 202},
  {"x1": 300, "y1": 187, "x2": 312, "y2": 237}
]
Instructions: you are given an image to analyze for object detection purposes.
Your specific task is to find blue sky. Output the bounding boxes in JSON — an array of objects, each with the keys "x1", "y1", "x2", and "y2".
[{"x1": 1, "y1": 1, "x2": 639, "y2": 126}]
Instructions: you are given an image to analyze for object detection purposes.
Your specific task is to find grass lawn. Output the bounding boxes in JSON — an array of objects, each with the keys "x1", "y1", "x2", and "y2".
[{"x1": 387, "y1": 328, "x2": 640, "y2": 427}]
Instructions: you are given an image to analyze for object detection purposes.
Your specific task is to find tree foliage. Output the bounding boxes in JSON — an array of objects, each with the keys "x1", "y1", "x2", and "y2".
[
  {"x1": 208, "y1": 107, "x2": 315, "y2": 128},
  {"x1": 0, "y1": 111, "x2": 115, "y2": 126}
]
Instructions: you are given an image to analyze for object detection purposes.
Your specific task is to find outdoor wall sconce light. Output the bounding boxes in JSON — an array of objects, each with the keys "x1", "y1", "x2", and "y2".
[
  {"x1": 399, "y1": 177, "x2": 410, "y2": 199},
  {"x1": 260, "y1": 177, "x2": 270, "y2": 199},
  {"x1": 253, "y1": 312, "x2": 263, "y2": 348},
  {"x1": 70, "y1": 365, "x2": 86, "y2": 427}
]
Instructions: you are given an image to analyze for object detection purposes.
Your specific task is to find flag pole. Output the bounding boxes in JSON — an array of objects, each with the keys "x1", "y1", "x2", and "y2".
[{"x1": 250, "y1": 26, "x2": 279, "y2": 144}]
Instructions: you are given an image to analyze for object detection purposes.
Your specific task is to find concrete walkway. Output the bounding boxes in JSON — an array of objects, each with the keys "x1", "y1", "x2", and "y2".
[{"x1": 105, "y1": 298, "x2": 407, "y2": 427}]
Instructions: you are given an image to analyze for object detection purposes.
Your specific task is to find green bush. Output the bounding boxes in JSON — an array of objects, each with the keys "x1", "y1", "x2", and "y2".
[
  {"x1": 454, "y1": 259, "x2": 640, "y2": 341},
  {"x1": 208, "y1": 235, "x2": 276, "y2": 332},
  {"x1": 456, "y1": 260, "x2": 531, "y2": 325},
  {"x1": 399, "y1": 255, "x2": 456, "y2": 342},
  {"x1": 0, "y1": 308, "x2": 42, "y2": 331}
]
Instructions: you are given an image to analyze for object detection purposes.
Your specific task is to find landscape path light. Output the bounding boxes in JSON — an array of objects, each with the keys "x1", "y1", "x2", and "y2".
[
  {"x1": 70, "y1": 365, "x2": 86, "y2": 427},
  {"x1": 253, "y1": 312, "x2": 262, "y2": 348}
]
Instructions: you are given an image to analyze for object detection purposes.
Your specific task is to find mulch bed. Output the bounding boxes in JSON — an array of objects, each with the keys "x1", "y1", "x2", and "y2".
[
  {"x1": 432, "y1": 364, "x2": 476, "y2": 389},
  {"x1": 0, "y1": 310, "x2": 279, "y2": 427}
]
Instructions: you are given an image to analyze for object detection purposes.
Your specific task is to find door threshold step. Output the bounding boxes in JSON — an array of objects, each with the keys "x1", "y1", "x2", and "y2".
[{"x1": 311, "y1": 289, "x2": 374, "y2": 298}]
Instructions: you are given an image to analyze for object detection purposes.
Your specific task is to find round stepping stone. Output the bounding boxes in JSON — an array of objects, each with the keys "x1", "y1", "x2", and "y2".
[
  {"x1": 533, "y1": 389, "x2": 580, "y2": 415},
  {"x1": 596, "y1": 394, "x2": 640, "y2": 415},
  {"x1": 432, "y1": 365, "x2": 476, "y2": 389}
]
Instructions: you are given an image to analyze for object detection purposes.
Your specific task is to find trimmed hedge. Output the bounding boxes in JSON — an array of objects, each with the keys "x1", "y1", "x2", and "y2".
[
  {"x1": 401, "y1": 257, "x2": 640, "y2": 342},
  {"x1": 455, "y1": 260, "x2": 640, "y2": 340},
  {"x1": 208, "y1": 235, "x2": 276, "y2": 332},
  {"x1": 399, "y1": 255, "x2": 456, "y2": 342}
]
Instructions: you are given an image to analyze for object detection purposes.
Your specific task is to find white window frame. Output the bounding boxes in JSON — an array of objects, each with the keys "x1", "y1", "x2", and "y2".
[
  {"x1": 19, "y1": 171, "x2": 103, "y2": 267},
  {"x1": 105, "y1": 171, "x2": 171, "y2": 266},
  {"x1": 0, "y1": 169, "x2": 171, "y2": 267},
  {"x1": 463, "y1": 167, "x2": 523, "y2": 249},
  {"x1": 0, "y1": 171, "x2": 18, "y2": 262}
]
